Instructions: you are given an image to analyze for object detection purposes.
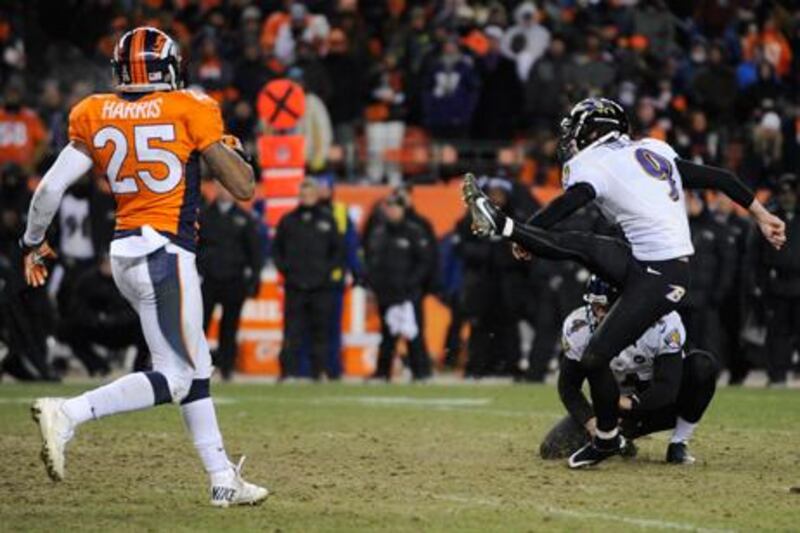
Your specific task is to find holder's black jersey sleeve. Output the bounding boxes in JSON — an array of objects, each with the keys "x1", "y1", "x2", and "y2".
[{"x1": 557, "y1": 355, "x2": 594, "y2": 426}]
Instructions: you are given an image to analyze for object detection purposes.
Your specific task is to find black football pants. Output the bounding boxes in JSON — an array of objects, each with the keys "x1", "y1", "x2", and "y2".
[
  {"x1": 509, "y1": 223, "x2": 691, "y2": 434},
  {"x1": 280, "y1": 287, "x2": 333, "y2": 380},
  {"x1": 202, "y1": 278, "x2": 247, "y2": 380}
]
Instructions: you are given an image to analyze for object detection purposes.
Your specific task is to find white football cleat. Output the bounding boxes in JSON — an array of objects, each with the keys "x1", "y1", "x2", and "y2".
[
  {"x1": 31, "y1": 398, "x2": 75, "y2": 481},
  {"x1": 210, "y1": 456, "x2": 269, "y2": 508}
]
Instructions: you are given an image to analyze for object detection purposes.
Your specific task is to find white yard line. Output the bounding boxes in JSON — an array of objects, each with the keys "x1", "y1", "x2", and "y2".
[
  {"x1": 544, "y1": 507, "x2": 736, "y2": 533},
  {"x1": 432, "y1": 493, "x2": 735, "y2": 533},
  {"x1": 0, "y1": 397, "x2": 36, "y2": 404},
  {"x1": 210, "y1": 394, "x2": 562, "y2": 419},
  {"x1": 325, "y1": 396, "x2": 492, "y2": 407}
]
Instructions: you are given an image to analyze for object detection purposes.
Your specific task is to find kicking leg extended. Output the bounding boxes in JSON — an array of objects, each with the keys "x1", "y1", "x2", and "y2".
[{"x1": 462, "y1": 173, "x2": 630, "y2": 286}]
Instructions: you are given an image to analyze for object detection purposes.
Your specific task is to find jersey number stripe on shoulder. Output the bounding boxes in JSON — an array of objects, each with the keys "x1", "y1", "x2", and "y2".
[
  {"x1": 634, "y1": 147, "x2": 679, "y2": 202},
  {"x1": 93, "y1": 125, "x2": 182, "y2": 194}
]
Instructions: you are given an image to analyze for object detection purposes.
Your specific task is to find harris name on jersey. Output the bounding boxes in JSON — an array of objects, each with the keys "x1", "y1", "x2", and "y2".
[{"x1": 101, "y1": 97, "x2": 163, "y2": 120}]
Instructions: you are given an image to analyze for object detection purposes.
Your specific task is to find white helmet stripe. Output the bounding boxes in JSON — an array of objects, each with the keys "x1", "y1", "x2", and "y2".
[{"x1": 114, "y1": 30, "x2": 133, "y2": 61}]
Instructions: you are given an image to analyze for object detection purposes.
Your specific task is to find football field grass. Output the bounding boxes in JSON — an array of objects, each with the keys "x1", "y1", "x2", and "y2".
[{"x1": 1, "y1": 381, "x2": 799, "y2": 532}]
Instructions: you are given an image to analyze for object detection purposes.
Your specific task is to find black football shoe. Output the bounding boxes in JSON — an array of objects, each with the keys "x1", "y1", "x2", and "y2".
[
  {"x1": 461, "y1": 173, "x2": 505, "y2": 237},
  {"x1": 666, "y1": 442, "x2": 696, "y2": 465},
  {"x1": 568, "y1": 434, "x2": 627, "y2": 469}
]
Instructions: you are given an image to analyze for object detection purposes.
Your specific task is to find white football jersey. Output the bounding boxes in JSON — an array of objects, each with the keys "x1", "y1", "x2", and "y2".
[
  {"x1": 562, "y1": 134, "x2": 694, "y2": 261},
  {"x1": 561, "y1": 306, "x2": 686, "y2": 395}
]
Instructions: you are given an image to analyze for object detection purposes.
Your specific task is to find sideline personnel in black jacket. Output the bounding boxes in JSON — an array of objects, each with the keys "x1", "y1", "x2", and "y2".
[
  {"x1": 273, "y1": 179, "x2": 342, "y2": 380},
  {"x1": 680, "y1": 192, "x2": 735, "y2": 359},
  {"x1": 364, "y1": 194, "x2": 432, "y2": 381},
  {"x1": 199, "y1": 182, "x2": 264, "y2": 380},
  {"x1": 747, "y1": 174, "x2": 800, "y2": 385}
]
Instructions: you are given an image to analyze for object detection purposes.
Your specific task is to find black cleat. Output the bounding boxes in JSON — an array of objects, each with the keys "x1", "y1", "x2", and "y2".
[
  {"x1": 568, "y1": 434, "x2": 626, "y2": 469},
  {"x1": 666, "y1": 442, "x2": 696, "y2": 465},
  {"x1": 461, "y1": 173, "x2": 504, "y2": 237}
]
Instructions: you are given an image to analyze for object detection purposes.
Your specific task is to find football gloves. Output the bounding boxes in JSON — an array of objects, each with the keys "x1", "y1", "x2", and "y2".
[
  {"x1": 221, "y1": 134, "x2": 252, "y2": 164},
  {"x1": 20, "y1": 239, "x2": 57, "y2": 288}
]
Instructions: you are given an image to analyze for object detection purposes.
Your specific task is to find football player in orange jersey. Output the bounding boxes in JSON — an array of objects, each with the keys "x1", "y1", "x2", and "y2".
[{"x1": 21, "y1": 27, "x2": 268, "y2": 507}]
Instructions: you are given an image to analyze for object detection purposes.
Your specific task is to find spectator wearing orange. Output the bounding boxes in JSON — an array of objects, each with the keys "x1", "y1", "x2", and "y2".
[
  {"x1": 0, "y1": 83, "x2": 47, "y2": 174},
  {"x1": 454, "y1": 6, "x2": 489, "y2": 57},
  {"x1": 742, "y1": 15, "x2": 793, "y2": 79},
  {"x1": 260, "y1": 0, "x2": 293, "y2": 53}
]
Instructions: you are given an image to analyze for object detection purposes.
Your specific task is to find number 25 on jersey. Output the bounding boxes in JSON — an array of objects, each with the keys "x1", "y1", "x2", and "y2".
[{"x1": 93, "y1": 125, "x2": 182, "y2": 194}]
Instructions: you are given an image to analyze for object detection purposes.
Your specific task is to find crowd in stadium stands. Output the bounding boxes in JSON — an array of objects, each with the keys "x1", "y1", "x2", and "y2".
[{"x1": 1, "y1": 1, "x2": 800, "y2": 384}]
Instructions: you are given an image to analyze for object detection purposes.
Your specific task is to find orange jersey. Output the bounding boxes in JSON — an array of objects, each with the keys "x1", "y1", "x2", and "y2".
[
  {"x1": 0, "y1": 107, "x2": 47, "y2": 166},
  {"x1": 68, "y1": 89, "x2": 223, "y2": 249}
]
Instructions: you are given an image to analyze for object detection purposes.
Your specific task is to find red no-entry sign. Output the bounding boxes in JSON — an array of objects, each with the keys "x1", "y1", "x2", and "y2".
[{"x1": 257, "y1": 79, "x2": 306, "y2": 130}]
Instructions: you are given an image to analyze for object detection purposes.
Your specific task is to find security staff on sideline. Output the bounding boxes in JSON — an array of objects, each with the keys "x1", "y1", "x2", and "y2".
[
  {"x1": 365, "y1": 194, "x2": 432, "y2": 381},
  {"x1": 455, "y1": 177, "x2": 526, "y2": 377},
  {"x1": 748, "y1": 174, "x2": 800, "y2": 385},
  {"x1": 710, "y1": 193, "x2": 752, "y2": 383},
  {"x1": 273, "y1": 179, "x2": 342, "y2": 380},
  {"x1": 199, "y1": 181, "x2": 264, "y2": 380},
  {"x1": 316, "y1": 174, "x2": 363, "y2": 379},
  {"x1": 680, "y1": 192, "x2": 735, "y2": 358}
]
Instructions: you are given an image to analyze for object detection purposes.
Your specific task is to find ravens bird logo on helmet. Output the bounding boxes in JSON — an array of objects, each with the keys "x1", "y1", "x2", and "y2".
[{"x1": 557, "y1": 97, "x2": 630, "y2": 163}]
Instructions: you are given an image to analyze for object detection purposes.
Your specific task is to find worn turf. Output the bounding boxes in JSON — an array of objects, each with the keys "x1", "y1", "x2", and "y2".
[{"x1": 0, "y1": 382, "x2": 798, "y2": 532}]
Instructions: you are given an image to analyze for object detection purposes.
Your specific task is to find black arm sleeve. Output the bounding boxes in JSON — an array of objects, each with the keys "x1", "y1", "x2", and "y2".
[
  {"x1": 557, "y1": 356, "x2": 594, "y2": 426},
  {"x1": 675, "y1": 158, "x2": 755, "y2": 208},
  {"x1": 525, "y1": 182, "x2": 596, "y2": 228},
  {"x1": 629, "y1": 353, "x2": 683, "y2": 413}
]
